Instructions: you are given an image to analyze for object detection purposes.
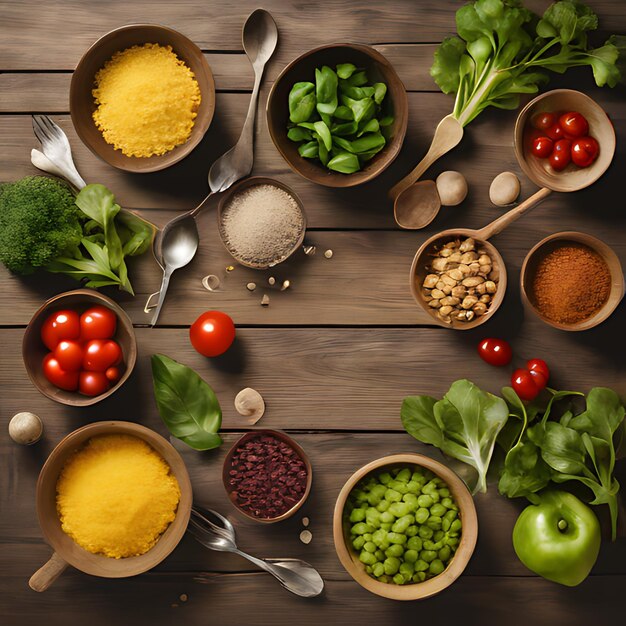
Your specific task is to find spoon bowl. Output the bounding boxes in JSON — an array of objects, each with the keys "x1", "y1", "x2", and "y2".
[{"x1": 243, "y1": 9, "x2": 279, "y2": 67}]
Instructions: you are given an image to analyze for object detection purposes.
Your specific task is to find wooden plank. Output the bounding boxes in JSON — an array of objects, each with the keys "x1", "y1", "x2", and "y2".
[
  {"x1": 1, "y1": 327, "x2": 625, "y2": 431},
  {"x1": 0, "y1": 571, "x2": 625, "y2": 626}
]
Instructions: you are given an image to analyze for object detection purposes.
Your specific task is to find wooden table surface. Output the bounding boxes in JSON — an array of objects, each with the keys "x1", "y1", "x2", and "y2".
[{"x1": 1, "y1": 0, "x2": 626, "y2": 624}]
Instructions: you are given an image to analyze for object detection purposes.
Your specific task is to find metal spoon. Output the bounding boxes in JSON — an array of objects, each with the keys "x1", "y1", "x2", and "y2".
[
  {"x1": 188, "y1": 507, "x2": 324, "y2": 598},
  {"x1": 147, "y1": 10, "x2": 279, "y2": 324}
]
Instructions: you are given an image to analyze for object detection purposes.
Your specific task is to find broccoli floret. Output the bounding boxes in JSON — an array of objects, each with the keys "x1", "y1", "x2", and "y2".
[{"x1": 0, "y1": 176, "x2": 82, "y2": 274}]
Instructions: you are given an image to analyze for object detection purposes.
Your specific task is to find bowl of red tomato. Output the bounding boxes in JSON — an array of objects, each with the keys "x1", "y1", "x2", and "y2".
[
  {"x1": 515, "y1": 89, "x2": 615, "y2": 194},
  {"x1": 22, "y1": 289, "x2": 137, "y2": 406}
]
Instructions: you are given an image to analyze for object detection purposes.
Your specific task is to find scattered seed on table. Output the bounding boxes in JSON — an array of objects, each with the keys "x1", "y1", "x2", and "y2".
[
  {"x1": 303, "y1": 245, "x2": 316, "y2": 256},
  {"x1": 281, "y1": 280, "x2": 291, "y2": 291},
  {"x1": 268, "y1": 276, "x2": 276, "y2": 285},
  {"x1": 302, "y1": 517, "x2": 310, "y2": 527},
  {"x1": 201, "y1": 275, "x2": 221, "y2": 291},
  {"x1": 261, "y1": 294, "x2": 270, "y2": 306},
  {"x1": 226, "y1": 265, "x2": 235, "y2": 272},
  {"x1": 324, "y1": 249, "x2": 333, "y2": 259},
  {"x1": 179, "y1": 594, "x2": 188, "y2": 603},
  {"x1": 300, "y1": 530, "x2": 313, "y2": 544},
  {"x1": 246, "y1": 282, "x2": 256, "y2": 291}
]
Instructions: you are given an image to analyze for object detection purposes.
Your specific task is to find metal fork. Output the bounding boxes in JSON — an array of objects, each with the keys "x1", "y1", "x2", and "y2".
[{"x1": 31, "y1": 115, "x2": 86, "y2": 190}]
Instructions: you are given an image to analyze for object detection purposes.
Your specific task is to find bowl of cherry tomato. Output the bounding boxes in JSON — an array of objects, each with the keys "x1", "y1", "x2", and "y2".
[
  {"x1": 515, "y1": 89, "x2": 615, "y2": 194},
  {"x1": 22, "y1": 289, "x2": 137, "y2": 406}
]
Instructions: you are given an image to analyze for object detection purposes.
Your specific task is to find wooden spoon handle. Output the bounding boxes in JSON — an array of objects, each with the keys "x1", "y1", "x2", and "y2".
[
  {"x1": 29, "y1": 552, "x2": 68, "y2": 592},
  {"x1": 475, "y1": 187, "x2": 553, "y2": 241},
  {"x1": 389, "y1": 114, "x2": 464, "y2": 200}
]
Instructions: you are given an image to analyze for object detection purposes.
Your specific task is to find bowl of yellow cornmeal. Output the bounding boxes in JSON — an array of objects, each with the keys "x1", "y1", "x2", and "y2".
[
  {"x1": 70, "y1": 24, "x2": 215, "y2": 173},
  {"x1": 30, "y1": 421, "x2": 192, "y2": 591}
]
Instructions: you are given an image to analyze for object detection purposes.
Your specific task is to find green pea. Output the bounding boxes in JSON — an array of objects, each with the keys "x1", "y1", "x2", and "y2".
[
  {"x1": 393, "y1": 573, "x2": 406, "y2": 585},
  {"x1": 372, "y1": 562, "x2": 384, "y2": 578},
  {"x1": 404, "y1": 480, "x2": 419, "y2": 495},
  {"x1": 404, "y1": 549, "x2": 418, "y2": 563},
  {"x1": 420, "y1": 550, "x2": 437, "y2": 563},
  {"x1": 375, "y1": 549, "x2": 385, "y2": 561},
  {"x1": 365, "y1": 565, "x2": 373, "y2": 574},
  {"x1": 363, "y1": 533, "x2": 373, "y2": 542},
  {"x1": 441, "y1": 497, "x2": 455, "y2": 509},
  {"x1": 351, "y1": 522, "x2": 373, "y2": 535},
  {"x1": 439, "y1": 488, "x2": 451, "y2": 498},
  {"x1": 422, "y1": 540, "x2": 440, "y2": 551},
  {"x1": 413, "y1": 571, "x2": 427, "y2": 582},
  {"x1": 429, "y1": 559, "x2": 445, "y2": 576},
  {"x1": 387, "y1": 532, "x2": 407, "y2": 545},
  {"x1": 433, "y1": 530, "x2": 445, "y2": 542},
  {"x1": 388, "y1": 480, "x2": 408, "y2": 495},
  {"x1": 380, "y1": 511, "x2": 394, "y2": 524},
  {"x1": 366, "y1": 508, "x2": 381, "y2": 528},
  {"x1": 359, "y1": 550, "x2": 376, "y2": 565},
  {"x1": 391, "y1": 515, "x2": 413, "y2": 534},
  {"x1": 426, "y1": 516, "x2": 442, "y2": 530},
  {"x1": 429, "y1": 491, "x2": 441, "y2": 503},
  {"x1": 444, "y1": 509, "x2": 458, "y2": 523},
  {"x1": 349, "y1": 508, "x2": 366, "y2": 523},
  {"x1": 430, "y1": 503, "x2": 446, "y2": 517},
  {"x1": 399, "y1": 562, "x2": 414, "y2": 577},
  {"x1": 402, "y1": 493, "x2": 419, "y2": 508},
  {"x1": 389, "y1": 502, "x2": 411, "y2": 518},
  {"x1": 352, "y1": 489, "x2": 367, "y2": 503},
  {"x1": 380, "y1": 522, "x2": 392, "y2": 531},
  {"x1": 418, "y1": 526, "x2": 433, "y2": 540},
  {"x1": 417, "y1": 494, "x2": 433, "y2": 508},
  {"x1": 378, "y1": 574, "x2": 391, "y2": 583},
  {"x1": 376, "y1": 499, "x2": 390, "y2": 512},
  {"x1": 385, "y1": 544, "x2": 404, "y2": 558},
  {"x1": 422, "y1": 481, "x2": 438, "y2": 495},
  {"x1": 405, "y1": 525, "x2": 418, "y2": 537},
  {"x1": 446, "y1": 536, "x2": 460, "y2": 548},
  {"x1": 383, "y1": 557, "x2": 400, "y2": 575},
  {"x1": 352, "y1": 536, "x2": 365, "y2": 550},
  {"x1": 450, "y1": 519, "x2": 462, "y2": 533},
  {"x1": 415, "y1": 508, "x2": 430, "y2": 524},
  {"x1": 363, "y1": 541, "x2": 376, "y2": 553},
  {"x1": 407, "y1": 536, "x2": 423, "y2": 552},
  {"x1": 438, "y1": 545, "x2": 451, "y2": 562},
  {"x1": 414, "y1": 559, "x2": 429, "y2": 572},
  {"x1": 379, "y1": 472, "x2": 392, "y2": 485},
  {"x1": 442, "y1": 518, "x2": 451, "y2": 532},
  {"x1": 384, "y1": 488, "x2": 402, "y2": 503},
  {"x1": 396, "y1": 468, "x2": 412, "y2": 483}
]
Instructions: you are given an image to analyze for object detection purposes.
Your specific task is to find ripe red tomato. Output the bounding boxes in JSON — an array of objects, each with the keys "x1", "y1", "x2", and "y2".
[
  {"x1": 42, "y1": 353, "x2": 80, "y2": 391},
  {"x1": 53, "y1": 340, "x2": 84, "y2": 372},
  {"x1": 80, "y1": 306, "x2": 117, "y2": 341},
  {"x1": 531, "y1": 136, "x2": 554, "y2": 159},
  {"x1": 527, "y1": 358, "x2": 550, "y2": 390},
  {"x1": 559, "y1": 111, "x2": 589, "y2": 138},
  {"x1": 105, "y1": 366, "x2": 121, "y2": 383},
  {"x1": 478, "y1": 338, "x2": 513, "y2": 367},
  {"x1": 550, "y1": 140, "x2": 572, "y2": 171},
  {"x1": 83, "y1": 339, "x2": 123, "y2": 372},
  {"x1": 79, "y1": 371, "x2": 110, "y2": 396},
  {"x1": 40, "y1": 310, "x2": 81, "y2": 351},
  {"x1": 545, "y1": 123, "x2": 564, "y2": 141},
  {"x1": 571, "y1": 136, "x2": 599, "y2": 168},
  {"x1": 189, "y1": 311, "x2": 236, "y2": 357},
  {"x1": 511, "y1": 369, "x2": 540, "y2": 402},
  {"x1": 531, "y1": 112, "x2": 555, "y2": 131}
]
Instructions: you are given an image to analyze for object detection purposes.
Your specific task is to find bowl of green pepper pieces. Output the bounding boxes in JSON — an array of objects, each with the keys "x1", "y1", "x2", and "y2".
[
  {"x1": 267, "y1": 43, "x2": 408, "y2": 187},
  {"x1": 333, "y1": 453, "x2": 478, "y2": 600}
]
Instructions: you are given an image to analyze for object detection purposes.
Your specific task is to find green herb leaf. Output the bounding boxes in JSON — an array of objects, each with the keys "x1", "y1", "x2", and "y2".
[
  {"x1": 336, "y1": 63, "x2": 357, "y2": 79},
  {"x1": 315, "y1": 66, "x2": 339, "y2": 116},
  {"x1": 287, "y1": 127, "x2": 313, "y2": 142},
  {"x1": 288, "y1": 82, "x2": 316, "y2": 123},
  {"x1": 327, "y1": 152, "x2": 360, "y2": 174},
  {"x1": 151, "y1": 354, "x2": 222, "y2": 451}
]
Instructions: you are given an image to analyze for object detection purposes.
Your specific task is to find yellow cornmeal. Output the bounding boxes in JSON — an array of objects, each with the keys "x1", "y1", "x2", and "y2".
[
  {"x1": 92, "y1": 43, "x2": 201, "y2": 157},
  {"x1": 56, "y1": 434, "x2": 181, "y2": 558}
]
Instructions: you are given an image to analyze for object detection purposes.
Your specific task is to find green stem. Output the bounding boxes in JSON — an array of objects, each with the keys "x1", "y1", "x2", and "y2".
[{"x1": 456, "y1": 67, "x2": 502, "y2": 126}]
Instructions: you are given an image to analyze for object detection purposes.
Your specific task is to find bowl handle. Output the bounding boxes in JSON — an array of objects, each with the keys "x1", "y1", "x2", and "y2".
[{"x1": 29, "y1": 552, "x2": 68, "y2": 592}]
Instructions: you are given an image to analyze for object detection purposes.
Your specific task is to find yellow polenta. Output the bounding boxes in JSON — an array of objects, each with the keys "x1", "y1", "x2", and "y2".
[
  {"x1": 56, "y1": 434, "x2": 181, "y2": 558},
  {"x1": 92, "y1": 43, "x2": 201, "y2": 157}
]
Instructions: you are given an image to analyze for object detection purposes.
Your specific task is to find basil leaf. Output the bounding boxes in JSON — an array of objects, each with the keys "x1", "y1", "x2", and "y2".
[
  {"x1": 336, "y1": 63, "x2": 357, "y2": 79},
  {"x1": 287, "y1": 127, "x2": 312, "y2": 142},
  {"x1": 315, "y1": 66, "x2": 338, "y2": 116},
  {"x1": 151, "y1": 354, "x2": 222, "y2": 451},
  {"x1": 298, "y1": 140, "x2": 319, "y2": 159},
  {"x1": 288, "y1": 82, "x2": 316, "y2": 123},
  {"x1": 327, "y1": 152, "x2": 360, "y2": 174}
]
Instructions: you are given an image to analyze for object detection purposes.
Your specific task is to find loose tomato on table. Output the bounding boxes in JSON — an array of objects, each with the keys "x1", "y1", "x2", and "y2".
[
  {"x1": 571, "y1": 136, "x2": 599, "y2": 168},
  {"x1": 190, "y1": 311, "x2": 236, "y2": 357},
  {"x1": 478, "y1": 338, "x2": 512, "y2": 367},
  {"x1": 80, "y1": 306, "x2": 117, "y2": 341},
  {"x1": 527, "y1": 358, "x2": 550, "y2": 390},
  {"x1": 40, "y1": 310, "x2": 81, "y2": 351},
  {"x1": 42, "y1": 353, "x2": 80, "y2": 391},
  {"x1": 511, "y1": 368, "x2": 540, "y2": 401},
  {"x1": 82, "y1": 339, "x2": 123, "y2": 372},
  {"x1": 559, "y1": 111, "x2": 589, "y2": 138}
]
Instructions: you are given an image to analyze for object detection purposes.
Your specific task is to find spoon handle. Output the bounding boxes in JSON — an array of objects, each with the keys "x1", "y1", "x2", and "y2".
[
  {"x1": 475, "y1": 187, "x2": 552, "y2": 241},
  {"x1": 238, "y1": 66, "x2": 264, "y2": 166},
  {"x1": 150, "y1": 268, "x2": 173, "y2": 326}
]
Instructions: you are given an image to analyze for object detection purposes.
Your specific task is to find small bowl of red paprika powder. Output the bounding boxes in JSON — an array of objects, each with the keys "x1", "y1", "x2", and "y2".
[
  {"x1": 222, "y1": 430, "x2": 312, "y2": 523},
  {"x1": 520, "y1": 231, "x2": 624, "y2": 331}
]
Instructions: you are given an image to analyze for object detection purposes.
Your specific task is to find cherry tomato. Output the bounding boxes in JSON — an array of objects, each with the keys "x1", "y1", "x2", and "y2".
[
  {"x1": 531, "y1": 136, "x2": 554, "y2": 159},
  {"x1": 531, "y1": 112, "x2": 555, "y2": 131},
  {"x1": 42, "y1": 353, "x2": 80, "y2": 391},
  {"x1": 79, "y1": 371, "x2": 110, "y2": 396},
  {"x1": 189, "y1": 310, "x2": 236, "y2": 357},
  {"x1": 550, "y1": 139, "x2": 572, "y2": 171},
  {"x1": 105, "y1": 366, "x2": 121, "y2": 383},
  {"x1": 80, "y1": 306, "x2": 117, "y2": 341},
  {"x1": 559, "y1": 111, "x2": 589, "y2": 138},
  {"x1": 571, "y1": 136, "x2": 599, "y2": 168},
  {"x1": 511, "y1": 368, "x2": 540, "y2": 402},
  {"x1": 53, "y1": 340, "x2": 83, "y2": 372},
  {"x1": 545, "y1": 123, "x2": 564, "y2": 141},
  {"x1": 40, "y1": 310, "x2": 80, "y2": 351},
  {"x1": 527, "y1": 358, "x2": 550, "y2": 390},
  {"x1": 83, "y1": 339, "x2": 123, "y2": 372},
  {"x1": 477, "y1": 338, "x2": 513, "y2": 367}
]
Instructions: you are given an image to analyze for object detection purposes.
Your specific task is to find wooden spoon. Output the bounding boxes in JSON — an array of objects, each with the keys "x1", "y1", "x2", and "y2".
[{"x1": 390, "y1": 114, "x2": 464, "y2": 229}]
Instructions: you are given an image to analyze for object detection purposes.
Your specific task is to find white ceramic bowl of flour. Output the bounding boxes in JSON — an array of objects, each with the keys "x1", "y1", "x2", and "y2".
[{"x1": 217, "y1": 177, "x2": 307, "y2": 269}]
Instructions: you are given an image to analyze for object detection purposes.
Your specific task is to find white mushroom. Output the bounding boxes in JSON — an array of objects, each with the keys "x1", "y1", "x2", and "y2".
[
  {"x1": 234, "y1": 388, "x2": 265, "y2": 424},
  {"x1": 489, "y1": 171, "x2": 521, "y2": 206},
  {"x1": 435, "y1": 171, "x2": 468, "y2": 206},
  {"x1": 8, "y1": 412, "x2": 43, "y2": 445}
]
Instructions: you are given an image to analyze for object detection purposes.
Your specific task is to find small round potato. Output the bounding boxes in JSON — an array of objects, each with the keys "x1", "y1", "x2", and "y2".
[
  {"x1": 490, "y1": 171, "x2": 521, "y2": 206},
  {"x1": 435, "y1": 171, "x2": 468, "y2": 206}
]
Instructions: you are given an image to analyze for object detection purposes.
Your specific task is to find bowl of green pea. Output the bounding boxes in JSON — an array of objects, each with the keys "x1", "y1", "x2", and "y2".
[{"x1": 333, "y1": 453, "x2": 478, "y2": 600}]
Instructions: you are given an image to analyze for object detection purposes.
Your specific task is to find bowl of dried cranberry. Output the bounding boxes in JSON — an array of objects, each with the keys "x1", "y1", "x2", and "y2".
[{"x1": 222, "y1": 430, "x2": 312, "y2": 523}]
